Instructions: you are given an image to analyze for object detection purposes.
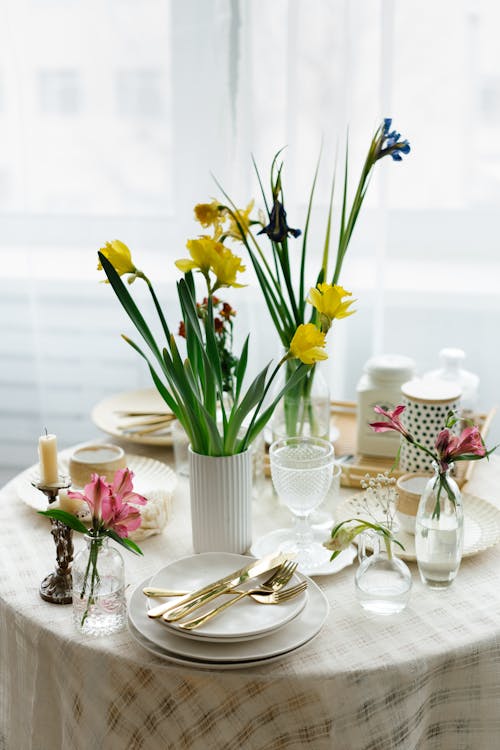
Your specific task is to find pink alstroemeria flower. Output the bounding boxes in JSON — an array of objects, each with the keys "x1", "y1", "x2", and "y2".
[
  {"x1": 101, "y1": 493, "x2": 142, "y2": 538},
  {"x1": 435, "y1": 426, "x2": 485, "y2": 469},
  {"x1": 68, "y1": 473, "x2": 111, "y2": 519},
  {"x1": 369, "y1": 404, "x2": 413, "y2": 441},
  {"x1": 111, "y1": 468, "x2": 147, "y2": 506}
]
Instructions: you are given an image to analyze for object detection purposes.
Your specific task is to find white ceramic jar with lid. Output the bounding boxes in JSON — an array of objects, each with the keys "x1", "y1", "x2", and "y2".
[
  {"x1": 424, "y1": 348, "x2": 479, "y2": 417},
  {"x1": 356, "y1": 354, "x2": 416, "y2": 457}
]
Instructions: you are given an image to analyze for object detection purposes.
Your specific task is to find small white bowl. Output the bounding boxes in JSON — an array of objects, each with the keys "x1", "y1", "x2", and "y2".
[
  {"x1": 69, "y1": 444, "x2": 126, "y2": 488},
  {"x1": 396, "y1": 473, "x2": 430, "y2": 534}
]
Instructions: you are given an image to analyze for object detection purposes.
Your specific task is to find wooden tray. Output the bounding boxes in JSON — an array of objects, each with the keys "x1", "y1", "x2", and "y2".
[
  {"x1": 263, "y1": 401, "x2": 496, "y2": 489},
  {"x1": 331, "y1": 400, "x2": 496, "y2": 489}
]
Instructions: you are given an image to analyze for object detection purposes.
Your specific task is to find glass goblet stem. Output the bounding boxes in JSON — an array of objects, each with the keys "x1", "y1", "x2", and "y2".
[{"x1": 293, "y1": 514, "x2": 314, "y2": 550}]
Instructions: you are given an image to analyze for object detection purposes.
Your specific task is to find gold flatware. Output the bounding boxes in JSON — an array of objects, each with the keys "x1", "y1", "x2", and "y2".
[
  {"x1": 178, "y1": 580, "x2": 307, "y2": 631},
  {"x1": 120, "y1": 422, "x2": 174, "y2": 437},
  {"x1": 143, "y1": 563, "x2": 296, "y2": 599},
  {"x1": 143, "y1": 587, "x2": 190, "y2": 597},
  {"x1": 148, "y1": 551, "x2": 289, "y2": 620}
]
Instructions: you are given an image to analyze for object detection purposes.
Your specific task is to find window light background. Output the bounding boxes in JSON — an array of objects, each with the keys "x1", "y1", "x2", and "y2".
[{"x1": 0, "y1": 0, "x2": 498, "y2": 483}]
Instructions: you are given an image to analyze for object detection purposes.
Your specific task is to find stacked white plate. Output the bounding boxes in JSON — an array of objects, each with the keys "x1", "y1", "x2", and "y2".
[{"x1": 128, "y1": 552, "x2": 330, "y2": 670}]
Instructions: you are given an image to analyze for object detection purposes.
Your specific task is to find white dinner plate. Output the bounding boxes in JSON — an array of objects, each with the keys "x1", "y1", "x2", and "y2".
[
  {"x1": 148, "y1": 553, "x2": 307, "y2": 642},
  {"x1": 250, "y1": 528, "x2": 357, "y2": 577},
  {"x1": 128, "y1": 617, "x2": 319, "y2": 671},
  {"x1": 128, "y1": 571, "x2": 329, "y2": 666},
  {"x1": 92, "y1": 388, "x2": 174, "y2": 446},
  {"x1": 335, "y1": 492, "x2": 500, "y2": 560}
]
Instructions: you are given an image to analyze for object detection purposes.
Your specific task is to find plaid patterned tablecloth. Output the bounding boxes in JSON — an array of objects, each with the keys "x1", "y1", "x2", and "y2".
[{"x1": 2, "y1": 449, "x2": 500, "y2": 750}]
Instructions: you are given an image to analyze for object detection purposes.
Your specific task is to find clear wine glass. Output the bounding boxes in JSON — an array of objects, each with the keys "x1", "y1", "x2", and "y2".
[{"x1": 269, "y1": 436, "x2": 335, "y2": 570}]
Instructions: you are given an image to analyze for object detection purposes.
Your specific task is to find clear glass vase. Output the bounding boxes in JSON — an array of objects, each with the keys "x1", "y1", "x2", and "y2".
[
  {"x1": 271, "y1": 360, "x2": 330, "y2": 440},
  {"x1": 415, "y1": 463, "x2": 463, "y2": 588},
  {"x1": 355, "y1": 532, "x2": 412, "y2": 615},
  {"x1": 72, "y1": 534, "x2": 126, "y2": 636}
]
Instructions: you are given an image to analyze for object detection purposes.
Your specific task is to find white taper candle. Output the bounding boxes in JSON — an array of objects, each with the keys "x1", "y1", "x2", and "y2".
[{"x1": 38, "y1": 432, "x2": 59, "y2": 484}]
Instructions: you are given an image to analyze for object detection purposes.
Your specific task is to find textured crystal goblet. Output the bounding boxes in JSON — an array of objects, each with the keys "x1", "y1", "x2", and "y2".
[{"x1": 269, "y1": 436, "x2": 334, "y2": 570}]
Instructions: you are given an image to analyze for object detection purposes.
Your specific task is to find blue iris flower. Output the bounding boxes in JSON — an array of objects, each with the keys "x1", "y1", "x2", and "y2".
[
  {"x1": 377, "y1": 118, "x2": 411, "y2": 162},
  {"x1": 258, "y1": 198, "x2": 302, "y2": 243}
]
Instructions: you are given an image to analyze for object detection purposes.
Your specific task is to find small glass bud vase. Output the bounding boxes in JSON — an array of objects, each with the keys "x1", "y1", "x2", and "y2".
[
  {"x1": 415, "y1": 463, "x2": 463, "y2": 589},
  {"x1": 72, "y1": 534, "x2": 126, "y2": 636},
  {"x1": 355, "y1": 532, "x2": 412, "y2": 615}
]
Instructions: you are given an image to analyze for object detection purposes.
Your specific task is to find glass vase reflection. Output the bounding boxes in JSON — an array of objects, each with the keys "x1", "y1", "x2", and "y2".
[
  {"x1": 415, "y1": 464, "x2": 463, "y2": 589},
  {"x1": 72, "y1": 534, "x2": 126, "y2": 636}
]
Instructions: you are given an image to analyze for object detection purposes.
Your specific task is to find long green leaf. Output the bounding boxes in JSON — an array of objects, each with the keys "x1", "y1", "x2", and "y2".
[
  {"x1": 238, "y1": 362, "x2": 309, "y2": 450},
  {"x1": 98, "y1": 252, "x2": 163, "y2": 365},
  {"x1": 38, "y1": 509, "x2": 89, "y2": 534},
  {"x1": 300, "y1": 148, "x2": 322, "y2": 315},
  {"x1": 234, "y1": 335, "x2": 249, "y2": 403},
  {"x1": 318, "y1": 156, "x2": 336, "y2": 286},
  {"x1": 224, "y1": 364, "x2": 270, "y2": 452},
  {"x1": 105, "y1": 528, "x2": 143, "y2": 556},
  {"x1": 121, "y1": 335, "x2": 179, "y2": 415},
  {"x1": 204, "y1": 297, "x2": 224, "y2": 395}
]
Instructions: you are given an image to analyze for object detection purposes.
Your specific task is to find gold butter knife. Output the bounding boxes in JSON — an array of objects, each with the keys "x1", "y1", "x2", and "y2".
[{"x1": 147, "y1": 551, "x2": 288, "y2": 620}]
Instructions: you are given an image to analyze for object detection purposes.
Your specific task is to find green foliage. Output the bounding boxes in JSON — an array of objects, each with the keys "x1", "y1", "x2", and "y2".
[{"x1": 98, "y1": 252, "x2": 310, "y2": 456}]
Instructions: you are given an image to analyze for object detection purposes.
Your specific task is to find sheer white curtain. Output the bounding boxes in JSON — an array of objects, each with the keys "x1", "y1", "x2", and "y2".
[{"x1": 1, "y1": 0, "x2": 499, "y2": 483}]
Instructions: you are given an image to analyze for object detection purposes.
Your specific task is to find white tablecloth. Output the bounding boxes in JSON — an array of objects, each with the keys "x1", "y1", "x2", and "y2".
[{"x1": 2, "y1": 446, "x2": 500, "y2": 750}]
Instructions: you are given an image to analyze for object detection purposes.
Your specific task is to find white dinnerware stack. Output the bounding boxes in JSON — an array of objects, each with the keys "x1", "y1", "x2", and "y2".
[{"x1": 128, "y1": 552, "x2": 329, "y2": 670}]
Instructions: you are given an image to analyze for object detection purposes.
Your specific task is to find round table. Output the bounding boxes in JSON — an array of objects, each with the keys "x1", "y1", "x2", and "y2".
[{"x1": 2, "y1": 446, "x2": 500, "y2": 750}]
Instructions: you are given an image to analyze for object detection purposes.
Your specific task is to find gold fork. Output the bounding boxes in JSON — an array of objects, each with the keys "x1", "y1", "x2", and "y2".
[
  {"x1": 178, "y1": 582, "x2": 307, "y2": 631},
  {"x1": 145, "y1": 560, "x2": 298, "y2": 600},
  {"x1": 175, "y1": 567, "x2": 305, "y2": 631}
]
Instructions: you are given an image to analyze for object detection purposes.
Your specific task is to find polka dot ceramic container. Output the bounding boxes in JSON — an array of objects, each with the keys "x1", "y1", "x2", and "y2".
[{"x1": 399, "y1": 378, "x2": 462, "y2": 473}]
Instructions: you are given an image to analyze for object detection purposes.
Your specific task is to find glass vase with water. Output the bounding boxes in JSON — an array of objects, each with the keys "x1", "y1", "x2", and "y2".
[{"x1": 414, "y1": 463, "x2": 463, "y2": 588}]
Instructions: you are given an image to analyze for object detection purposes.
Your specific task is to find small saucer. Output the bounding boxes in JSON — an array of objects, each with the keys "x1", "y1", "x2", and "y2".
[{"x1": 251, "y1": 528, "x2": 356, "y2": 577}]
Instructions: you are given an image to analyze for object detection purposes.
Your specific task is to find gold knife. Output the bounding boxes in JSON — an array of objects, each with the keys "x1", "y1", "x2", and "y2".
[{"x1": 147, "y1": 551, "x2": 287, "y2": 620}]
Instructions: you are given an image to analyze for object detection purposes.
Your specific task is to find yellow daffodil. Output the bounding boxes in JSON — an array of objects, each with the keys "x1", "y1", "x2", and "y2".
[
  {"x1": 226, "y1": 200, "x2": 255, "y2": 240},
  {"x1": 98, "y1": 240, "x2": 137, "y2": 277},
  {"x1": 175, "y1": 237, "x2": 217, "y2": 276},
  {"x1": 307, "y1": 283, "x2": 356, "y2": 332},
  {"x1": 194, "y1": 200, "x2": 221, "y2": 228},
  {"x1": 193, "y1": 200, "x2": 225, "y2": 239},
  {"x1": 210, "y1": 243, "x2": 246, "y2": 289},
  {"x1": 289, "y1": 324, "x2": 328, "y2": 365}
]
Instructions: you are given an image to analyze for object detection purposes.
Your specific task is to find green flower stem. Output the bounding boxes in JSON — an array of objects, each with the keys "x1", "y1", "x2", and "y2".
[
  {"x1": 80, "y1": 534, "x2": 103, "y2": 626},
  {"x1": 383, "y1": 534, "x2": 393, "y2": 561},
  {"x1": 283, "y1": 363, "x2": 318, "y2": 437}
]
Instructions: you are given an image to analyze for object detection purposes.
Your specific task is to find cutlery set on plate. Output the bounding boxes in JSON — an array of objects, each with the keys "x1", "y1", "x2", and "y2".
[
  {"x1": 145, "y1": 557, "x2": 306, "y2": 630},
  {"x1": 127, "y1": 551, "x2": 329, "y2": 668},
  {"x1": 115, "y1": 410, "x2": 175, "y2": 437}
]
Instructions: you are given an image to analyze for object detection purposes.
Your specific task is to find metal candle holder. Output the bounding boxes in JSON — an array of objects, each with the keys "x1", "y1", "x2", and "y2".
[{"x1": 33, "y1": 477, "x2": 73, "y2": 604}]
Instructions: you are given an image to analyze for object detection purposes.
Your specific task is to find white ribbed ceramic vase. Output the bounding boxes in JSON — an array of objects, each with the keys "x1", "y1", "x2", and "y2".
[{"x1": 188, "y1": 447, "x2": 252, "y2": 554}]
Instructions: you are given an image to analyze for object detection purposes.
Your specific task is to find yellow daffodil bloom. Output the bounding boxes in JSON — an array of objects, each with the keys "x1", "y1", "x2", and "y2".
[
  {"x1": 98, "y1": 240, "x2": 137, "y2": 276},
  {"x1": 194, "y1": 201, "x2": 221, "y2": 228},
  {"x1": 210, "y1": 243, "x2": 246, "y2": 289},
  {"x1": 307, "y1": 283, "x2": 356, "y2": 332},
  {"x1": 175, "y1": 237, "x2": 217, "y2": 276},
  {"x1": 289, "y1": 324, "x2": 328, "y2": 365},
  {"x1": 226, "y1": 200, "x2": 255, "y2": 240},
  {"x1": 308, "y1": 283, "x2": 356, "y2": 319}
]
